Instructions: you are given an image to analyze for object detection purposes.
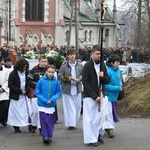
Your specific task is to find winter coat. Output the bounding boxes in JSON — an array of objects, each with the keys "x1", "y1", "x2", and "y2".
[
  {"x1": 82, "y1": 58, "x2": 110, "y2": 100},
  {"x1": 35, "y1": 75, "x2": 62, "y2": 108},
  {"x1": 58, "y1": 60, "x2": 83, "y2": 94},
  {"x1": 8, "y1": 69, "x2": 29, "y2": 100},
  {"x1": 105, "y1": 62, "x2": 122, "y2": 102}
]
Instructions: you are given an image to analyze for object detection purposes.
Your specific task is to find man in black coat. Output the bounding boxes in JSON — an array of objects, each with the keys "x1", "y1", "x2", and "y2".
[{"x1": 82, "y1": 45, "x2": 110, "y2": 147}]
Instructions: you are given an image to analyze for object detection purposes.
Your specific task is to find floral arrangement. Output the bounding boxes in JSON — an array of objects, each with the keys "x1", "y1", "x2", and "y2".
[
  {"x1": 22, "y1": 50, "x2": 66, "y2": 69},
  {"x1": 21, "y1": 50, "x2": 40, "y2": 59}
]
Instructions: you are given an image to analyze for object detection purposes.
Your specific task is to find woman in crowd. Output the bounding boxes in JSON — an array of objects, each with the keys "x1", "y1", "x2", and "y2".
[{"x1": 7, "y1": 58, "x2": 31, "y2": 133}]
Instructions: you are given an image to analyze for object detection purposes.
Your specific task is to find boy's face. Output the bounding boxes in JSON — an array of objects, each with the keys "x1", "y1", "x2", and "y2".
[
  {"x1": 67, "y1": 53, "x2": 76, "y2": 62},
  {"x1": 92, "y1": 50, "x2": 101, "y2": 61},
  {"x1": 111, "y1": 61, "x2": 120, "y2": 68},
  {"x1": 46, "y1": 68, "x2": 55, "y2": 78},
  {"x1": 39, "y1": 59, "x2": 47, "y2": 68}
]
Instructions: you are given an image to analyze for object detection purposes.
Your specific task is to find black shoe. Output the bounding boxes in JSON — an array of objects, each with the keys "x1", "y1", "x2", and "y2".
[
  {"x1": 43, "y1": 137, "x2": 50, "y2": 145},
  {"x1": 98, "y1": 134, "x2": 104, "y2": 143},
  {"x1": 28, "y1": 125, "x2": 32, "y2": 132},
  {"x1": 15, "y1": 129, "x2": 22, "y2": 133},
  {"x1": 2, "y1": 122, "x2": 7, "y2": 126},
  {"x1": 89, "y1": 142, "x2": 99, "y2": 147},
  {"x1": 14, "y1": 126, "x2": 22, "y2": 133},
  {"x1": 68, "y1": 126, "x2": 75, "y2": 130},
  {"x1": 32, "y1": 126, "x2": 37, "y2": 133},
  {"x1": 39, "y1": 128, "x2": 41, "y2": 134}
]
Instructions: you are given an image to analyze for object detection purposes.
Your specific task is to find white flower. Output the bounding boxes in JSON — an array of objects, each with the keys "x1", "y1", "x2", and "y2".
[
  {"x1": 23, "y1": 50, "x2": 40, "y2": 59},
  {"x1": 46, "y1": 50, "x2": 58, "y2": 58}
]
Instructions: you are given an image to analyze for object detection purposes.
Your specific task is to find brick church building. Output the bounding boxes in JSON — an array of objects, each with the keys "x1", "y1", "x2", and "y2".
[{"x1": 0, "y1": 0, "x2": 121, "y2": 48}]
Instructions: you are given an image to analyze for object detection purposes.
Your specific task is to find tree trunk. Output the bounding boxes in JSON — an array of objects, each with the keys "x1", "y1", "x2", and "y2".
[
  {"x1": 145, "y1": 0, "x2": 150, "y2": 47},
  {"x1": 136, "y1": 0, "x2": 142, "y2": 47}
]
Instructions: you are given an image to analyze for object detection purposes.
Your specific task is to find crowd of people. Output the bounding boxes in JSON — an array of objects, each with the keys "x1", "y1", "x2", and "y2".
[
  {"x1": 0, "y1": 43, "x2": 149, "y2": 146},
  {"x1": 0, "y1": 44, "x2": 150, "y2": 67}
]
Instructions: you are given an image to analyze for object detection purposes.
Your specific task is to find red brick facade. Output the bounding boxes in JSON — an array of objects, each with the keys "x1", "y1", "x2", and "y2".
[{"x1": 16, "y1": 0, "x2": 56, "y2": 46}]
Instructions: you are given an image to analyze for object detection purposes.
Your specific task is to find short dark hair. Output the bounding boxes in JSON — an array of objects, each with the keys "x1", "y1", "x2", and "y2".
[
  {"x1": 67, "y1": 48, "x2": 76, "y2": 56},
  {"x1": 4, "y1": 57, "x2": 11, "y2": 62},
  {"x1": 108, "y1": 54, "x2": 120, "y2": 63},
  {"x1": 46, "y1": 64, "x2": 55, "y2": 70},
  {"x1": 92, "y1": 45, "x2": 101, "y2": 53},
  {"x1": 39, "y1": 55, "x2": 47, "y2": 61}
]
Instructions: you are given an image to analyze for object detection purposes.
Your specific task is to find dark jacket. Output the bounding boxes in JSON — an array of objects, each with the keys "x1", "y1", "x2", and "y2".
[
  {"x1": 8, "y1": 69, "x2": 29, "y2": 100},
  {"x1": 82, "y1": 58, "x2": 110, "y2": 100},
  {"x1": 28, "y1": 65, "x2": 45, "y2": 89},
  {"x1": 28, "y1": 65, "x2": 45, "y2": 98}
]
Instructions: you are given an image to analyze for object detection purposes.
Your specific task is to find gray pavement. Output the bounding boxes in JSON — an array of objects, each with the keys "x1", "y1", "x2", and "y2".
[{"x1": 0, "y1": 98, "x2": 150, "y2": 150}]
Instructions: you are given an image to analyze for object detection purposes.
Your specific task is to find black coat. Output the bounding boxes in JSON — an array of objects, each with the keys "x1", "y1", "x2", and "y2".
[
  {"x1": 82, "y1": 58, "x2": 110, "y2": 100},
  {"x1": 8, "y1": 69, "x2": 29, "y2": 100}
]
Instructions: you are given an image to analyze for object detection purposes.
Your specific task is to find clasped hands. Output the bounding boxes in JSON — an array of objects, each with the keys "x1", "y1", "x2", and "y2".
[
  {"x1": 99, "y1": 71, "x2": 104, "y2": 77},
  {"x1": 47, "y1": 100, "x2": 51, "y2": 105}
]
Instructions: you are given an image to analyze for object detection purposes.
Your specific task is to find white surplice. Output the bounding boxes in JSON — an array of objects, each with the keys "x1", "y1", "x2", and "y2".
[
  {"x1": 7, "y1": 71, "x2": 32, "y2": 127},
  {"x1": 62, "y1": 93, "x2": 81, "y2": 127},
  {"x1": 30, "y1": 97, "x2": 41, "y2": 128},
  {"x1": 7, "y1": 96, "x2": 32, "y2": 126},
  {"x1": 105, "y1": 101, "x2": 115, "y2": 129},
  {"x1": 83, "y1": 94, "x2": 108, "y2": 144}
]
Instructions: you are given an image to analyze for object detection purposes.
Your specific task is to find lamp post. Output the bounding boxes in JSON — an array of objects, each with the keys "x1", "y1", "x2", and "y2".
[
  {"x1": 67, "y1": 0, "x2": 79, "y2": 57},
  {"x1": 98, "y1": 0, "x2": 108, "y2": 112},
  {"x1": 67, "y1": 0, "x2": 74, "y2": 49},
  {"x1": 75, "y1": 0, "x2": 79, "y2": 57},
  {"x1": 100, "y1": 0, "x2": 107, "y2": 67},
  {"x1": 7, "y1": 0, "x2": 11, "y2": 44}
]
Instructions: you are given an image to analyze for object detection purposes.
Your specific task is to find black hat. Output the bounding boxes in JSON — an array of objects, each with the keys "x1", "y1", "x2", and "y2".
[{"x1": 4, "y1": 57, "x2": 11, "y2": 62}]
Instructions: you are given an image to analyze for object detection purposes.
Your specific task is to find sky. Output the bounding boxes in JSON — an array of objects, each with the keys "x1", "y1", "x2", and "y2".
[{"x1": 107, "y1": 0, "x2": 124, "y2": 11}]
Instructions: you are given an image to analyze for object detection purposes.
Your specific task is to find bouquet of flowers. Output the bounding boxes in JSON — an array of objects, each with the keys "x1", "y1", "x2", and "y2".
[
  {"x1": 22, "y1": 50, "x2": 40, "y2": 59},
  {"x1": 22, "y1": 50, "x2": 66, "y2": 69}
]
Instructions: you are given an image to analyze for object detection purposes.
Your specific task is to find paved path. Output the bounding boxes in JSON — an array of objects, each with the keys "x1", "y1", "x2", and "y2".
[{"x1": 0, "y1": 98, "x2": 150, "y2": 150}]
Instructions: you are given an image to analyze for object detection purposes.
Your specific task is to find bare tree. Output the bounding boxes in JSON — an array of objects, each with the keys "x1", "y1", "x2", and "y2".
[
  {"x1": 117, "y1": 0, "x2": 150, "y2": 48},
  {"x1": 136, "y1": 0, "x2": 142, "y2": 47}
]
